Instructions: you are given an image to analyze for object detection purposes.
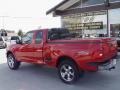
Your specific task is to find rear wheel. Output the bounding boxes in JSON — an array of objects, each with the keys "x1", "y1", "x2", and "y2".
[
  {"x1": 58, "y1": 60, "x2": 83, "y2": 84},
  {"x1": 7, "y1": 54, "x2": 20, "y2": 70}
]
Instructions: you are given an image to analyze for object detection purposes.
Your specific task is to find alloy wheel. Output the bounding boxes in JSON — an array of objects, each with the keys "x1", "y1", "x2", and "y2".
[{"x1": 60, "y1": 64, "x2": 75, "y2": 82}]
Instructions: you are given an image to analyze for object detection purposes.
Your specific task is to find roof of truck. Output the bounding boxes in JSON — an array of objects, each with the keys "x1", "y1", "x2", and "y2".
[{"x1": 27, "y1": 29, "x2": 48, "y2": 32}]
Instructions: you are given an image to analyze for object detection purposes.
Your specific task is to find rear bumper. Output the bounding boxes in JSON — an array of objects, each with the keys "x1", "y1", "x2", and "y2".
[
  {"x1": 79, "y1": 55, "x2": 118, "y2": 71},
  {"x1": 98, "y1": 58, "x2": 116, "y2": 70}
]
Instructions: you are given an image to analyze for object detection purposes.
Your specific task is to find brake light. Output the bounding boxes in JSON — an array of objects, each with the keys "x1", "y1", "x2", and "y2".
[
  {"x1": 99, "y1": 53, "x2": 103, "y2": 57},
  {"x1": 93, "y1": 51, "x2": 103, "y2": 59}
]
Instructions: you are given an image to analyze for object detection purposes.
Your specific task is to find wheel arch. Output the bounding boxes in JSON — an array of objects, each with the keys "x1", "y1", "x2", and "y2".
[
  {"x1": 56, "y1": 56, "x2": 79, "y2": 70},
  {"x1": 7, "y1": 51, "x2": 13, "y2": 56},
  {"x1": 6, "y1": 51, "x2": 16, "y2": 58}
]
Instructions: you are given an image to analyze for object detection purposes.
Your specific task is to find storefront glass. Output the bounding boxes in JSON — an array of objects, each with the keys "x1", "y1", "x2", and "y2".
[
  {"x1": 81, "y1": 0, "x2": 104, "y2": 7},
  {"x1": 109, "y1": 8, "x2": 120, "y2": 38},
  {"x1": 62, "y1": 11, "x2": 107, "y2": 38},
  {"x1": 69, "y1": 0, "x2": 104, "y2": 9},
  {"x1": 110, "y1": 0, "x2": 120, "y2": 2}
]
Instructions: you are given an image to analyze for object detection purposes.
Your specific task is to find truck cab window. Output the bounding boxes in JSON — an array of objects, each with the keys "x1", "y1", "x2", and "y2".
[{"x1": 35, "y1": 31, "x2": 42, "y2": 44}]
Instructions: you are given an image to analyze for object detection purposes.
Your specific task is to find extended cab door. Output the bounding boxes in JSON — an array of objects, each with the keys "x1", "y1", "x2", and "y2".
[
  {"x1": 33, "y1": 31, "x2": 44, "y2": 64},
  {"x1": 16, "y1": 31, "x2": 35, "y2": 62}
]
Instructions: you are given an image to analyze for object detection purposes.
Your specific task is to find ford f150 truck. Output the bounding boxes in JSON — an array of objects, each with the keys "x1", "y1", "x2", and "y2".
[{"x1": 6, "y1": 28, "x2": 117, "y2": 84}]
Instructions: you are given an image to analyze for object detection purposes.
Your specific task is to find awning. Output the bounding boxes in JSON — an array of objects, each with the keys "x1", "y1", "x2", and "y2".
[{"x1": 46, "y1": 0, "x2": 80, "y2": 15}]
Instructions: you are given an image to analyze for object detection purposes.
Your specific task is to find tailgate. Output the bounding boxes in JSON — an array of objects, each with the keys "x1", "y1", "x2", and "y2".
[{"x1": 102, "y1": 38, "x2": 117, "y2": 59}]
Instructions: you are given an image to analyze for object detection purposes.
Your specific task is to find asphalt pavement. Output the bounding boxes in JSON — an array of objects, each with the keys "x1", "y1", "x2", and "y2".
[{"x1": 0, "y1": 49, "x2": 120, "y2": 90}]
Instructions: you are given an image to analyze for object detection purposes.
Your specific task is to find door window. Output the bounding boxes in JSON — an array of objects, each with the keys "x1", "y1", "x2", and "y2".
[
  {"x1": 35, "y1": 31, "x2": 42, "y2": 44},
  {"x1": 22, "y1": 32, "x2": 34, "y2": 44},
  {"x1": 109, "y1": 8, "x2": 120, "y2": 38}
]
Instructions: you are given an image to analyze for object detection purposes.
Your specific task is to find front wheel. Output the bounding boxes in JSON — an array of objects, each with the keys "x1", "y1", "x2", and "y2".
[
  {"x1": 7, "y1": 54, "x2": 20, "y2": 70},
  {"x1": 58, "y1": 60, "x2": 81, "y2": 84}
]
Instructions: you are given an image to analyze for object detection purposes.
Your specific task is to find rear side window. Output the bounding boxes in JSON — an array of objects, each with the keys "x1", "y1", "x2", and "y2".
[
  {"x1": 0, "y1": 37, "x2": 3, "y2": 41},
  {"x1": 35, "y1": 31, "x2": 42, "y2": 44}
]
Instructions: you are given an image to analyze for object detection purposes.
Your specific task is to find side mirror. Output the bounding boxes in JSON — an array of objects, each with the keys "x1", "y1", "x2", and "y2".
[{"x1": 16, "y1": 39, "x2": 22, "y2": 44}]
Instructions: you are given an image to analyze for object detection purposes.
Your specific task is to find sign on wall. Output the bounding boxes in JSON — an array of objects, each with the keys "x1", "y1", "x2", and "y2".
[
  {"x1": 62, "y1": 11, "x2": 106, "y2": 30},
  {"x1": 64, "y1": 22, "x2": 103, "y2": 30}
]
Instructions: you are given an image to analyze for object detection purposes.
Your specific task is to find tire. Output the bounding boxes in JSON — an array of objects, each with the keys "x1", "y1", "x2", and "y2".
[
  {"x1": 58, "y1": 60, "x2": 81, "y2": 84},
  {"x1": 7, "y1": 53, "x2": 20, "y2": 70}
]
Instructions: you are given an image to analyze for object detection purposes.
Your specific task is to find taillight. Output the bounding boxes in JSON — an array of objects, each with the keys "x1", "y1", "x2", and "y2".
[{"x1": 93, "y1": 50, "x2": 103, "y2": 59}]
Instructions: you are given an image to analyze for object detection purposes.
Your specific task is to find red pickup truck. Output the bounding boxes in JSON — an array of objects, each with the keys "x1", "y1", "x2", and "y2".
[{"x1": 6, "y1": 28, "x2": 117, "y2": 84}]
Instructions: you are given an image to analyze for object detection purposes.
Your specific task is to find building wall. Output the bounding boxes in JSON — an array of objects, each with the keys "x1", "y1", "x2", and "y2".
[{"x1": 60, "y1": 0, "x2": 120, "y2": 38}]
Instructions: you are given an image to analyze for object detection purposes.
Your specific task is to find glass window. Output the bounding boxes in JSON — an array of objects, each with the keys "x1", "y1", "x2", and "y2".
[
  {"x1": 69, "y1": 0, "x2": 104, "y2": 9},
  {"x1": 22, "y1": 32, "x2": 34, "y2": 44},
  {"x1": 110, "y1": 0, "x2": 120, "y2": 2},
  {"x1": 35, "y1": 32, "x2": 42, "y2": 44},
  {"x1": 62, "y1": 11, "x2": 107, "y2": 38},
  {"x1": 81, "y1": 0, "x2": 104, "y2": 7},
  {"x1": 109, "y1": 8, "x2": 120, "y2": 38},
  {"x1": 1, "y1": 31, "x2": 7, "y2": 36}
]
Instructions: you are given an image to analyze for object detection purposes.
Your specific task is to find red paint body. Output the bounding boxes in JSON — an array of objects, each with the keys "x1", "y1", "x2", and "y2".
[{"x1": 7, "y1": 29, "x2": 118, "y2": 71}]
